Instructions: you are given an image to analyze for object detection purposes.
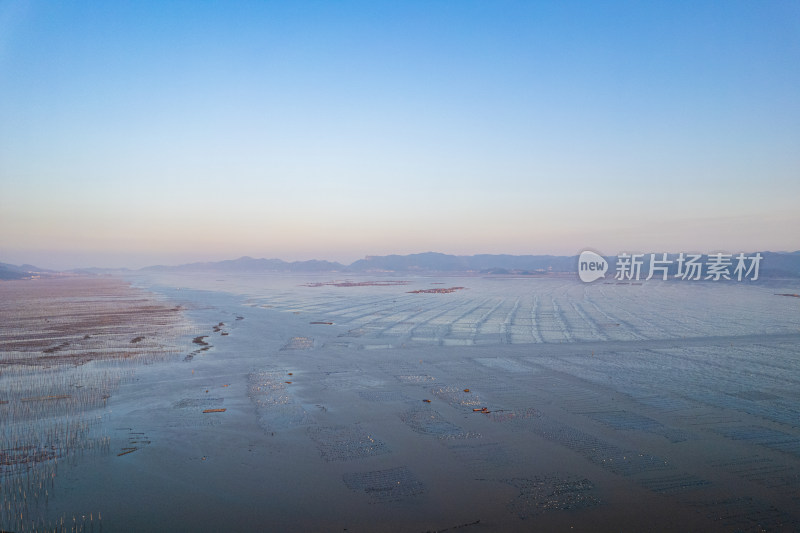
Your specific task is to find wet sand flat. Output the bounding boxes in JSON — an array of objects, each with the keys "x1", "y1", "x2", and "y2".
[
  {"x1": 3, "y1": 274, "x2": 800, "y2": 531},
  {"x1": 0, "y1": 277, "x2": 191, "y2": 367}
]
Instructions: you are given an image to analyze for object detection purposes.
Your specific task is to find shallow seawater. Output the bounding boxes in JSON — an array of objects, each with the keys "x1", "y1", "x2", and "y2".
[{"x1": 3, "y1": 273, "x2": 800, "y2": 532}]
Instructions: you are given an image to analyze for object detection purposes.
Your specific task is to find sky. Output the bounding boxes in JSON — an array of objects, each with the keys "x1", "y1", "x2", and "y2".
[{"x1": 1, "y1": 1, "x2": 798, "y2": 269}]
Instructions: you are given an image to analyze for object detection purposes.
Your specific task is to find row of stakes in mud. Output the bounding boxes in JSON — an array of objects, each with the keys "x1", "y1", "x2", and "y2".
[
  {"x1": 1, "y1": 367, "x2": 114, "y2": 532},
  {"x1": 1, "y1": 334, "x2": 199, "y2": 532}
]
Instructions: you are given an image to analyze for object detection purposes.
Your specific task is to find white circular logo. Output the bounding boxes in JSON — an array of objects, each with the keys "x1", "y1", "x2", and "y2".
[{"x1": 578, "y1": 250, "x2": 608, "y2": 282}]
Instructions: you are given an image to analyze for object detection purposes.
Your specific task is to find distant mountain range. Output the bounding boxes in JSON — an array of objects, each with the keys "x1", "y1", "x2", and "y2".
[
  {"x1": 142, "y1": 251, "x2": 800, "y2": 278},
  {"x1": 141, "y1": 252, "x2": 577, "y2": 275},
  {"x1": 0, "y1": 262, "x2": 55, "y2": 280},
  {"x1": 142, "y1": 256, "x2": 347, "y2": 273},
  {"x1": 2, "y1": 251, "x2": 800, "y2": 279}
]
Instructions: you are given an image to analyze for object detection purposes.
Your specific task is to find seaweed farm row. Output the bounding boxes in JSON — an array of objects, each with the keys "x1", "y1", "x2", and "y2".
[
  {"x1": 232, "y1": 276, "x2": 800, "y2": 349},
  {"x1": 236, "y1": 328, "x2": 800, "y2": 530},
  {"x1": 0, "y1": 277, "x2": 198, "y2": 532}
]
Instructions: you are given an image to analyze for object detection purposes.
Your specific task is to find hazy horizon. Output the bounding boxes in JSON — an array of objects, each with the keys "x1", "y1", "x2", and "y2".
[
  {"x1": 2, "y1": 2, "x2": 799, "y2": 270},
  {"x1": 3, "y1": 247, "x2": 800, "y2": 273}
]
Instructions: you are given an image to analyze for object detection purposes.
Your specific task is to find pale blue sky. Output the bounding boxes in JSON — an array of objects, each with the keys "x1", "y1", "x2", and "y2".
[{"x1": 1, "y1": 1, "x2": 798, "y2": 269}]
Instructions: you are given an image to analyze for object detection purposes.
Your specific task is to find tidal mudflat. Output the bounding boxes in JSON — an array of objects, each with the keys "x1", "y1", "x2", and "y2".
[
  {"x1": 0, "y1": 278, "x2": 194, "y2": 532},
  {"x1": 2, "y1": 273, "x2": 800, "y2": 531}
]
